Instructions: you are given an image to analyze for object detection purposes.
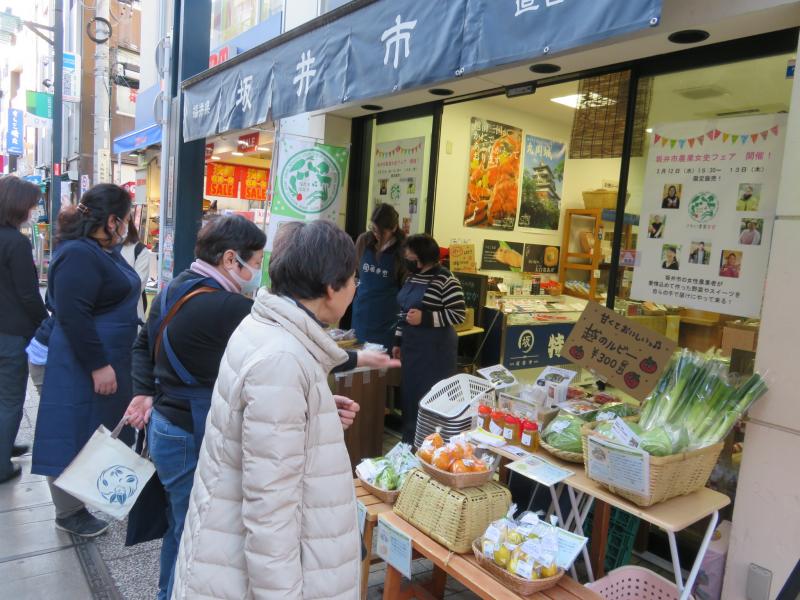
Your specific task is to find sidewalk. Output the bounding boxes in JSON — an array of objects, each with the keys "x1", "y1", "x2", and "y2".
[{"x1": 1, "y1": 379, "x2": 479, "y2": 599}]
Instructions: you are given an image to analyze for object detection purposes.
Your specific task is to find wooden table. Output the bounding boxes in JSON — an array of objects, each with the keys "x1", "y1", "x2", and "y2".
[
  {"x1": 380, "y1": 512, "x2": 603, "y2": 600},
  {"x1": 489, "y1": 445, "x2": 730, "y2": 599},
  {"x1": 355, "y1": 479, "x2": 394, "y2": 600}
]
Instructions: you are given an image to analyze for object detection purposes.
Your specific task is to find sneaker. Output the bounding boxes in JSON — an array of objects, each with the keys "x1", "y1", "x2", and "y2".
[
  {"x1": 0, "y1": 465, "x2": 21, "y2": 484},
  {"x1": 55, "y1": 509, "x2": 109, "y2": 538}
]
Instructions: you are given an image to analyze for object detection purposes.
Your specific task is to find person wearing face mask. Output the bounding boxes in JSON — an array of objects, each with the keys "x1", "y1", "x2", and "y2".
[
  {"x1": 352, "y1": 203, "x2": 406, "y2": 350},
  {"x1": 123, "y1": 216, "x2": 395, "y2": 600},
  {"x1": 31, "y1": 184, "x2": 138, "y2": 537},
  {"x1": 392, "y1": 234, "x2": 466, "y2": 444}
]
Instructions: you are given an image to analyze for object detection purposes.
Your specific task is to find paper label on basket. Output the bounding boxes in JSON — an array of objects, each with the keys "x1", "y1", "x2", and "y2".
[
  {"x1": 519, "y1": 513, "x2": 540, "y2": 526},
  {"x1": 610, "y1": 417, "x2": 642, "y2": 449},
  {"x1": 586, "y1": 435, "x2": 650, "y2": 497},
  {"x1": 482, "y1": 539, "x2": 496, "y2": 557},
  {"x1": 376, "y1": 516, "x2": 413, "y2": 579},
  {"x1": 484, "y1": 524, "x2": 503, "y2": 544},
  {"x1": 507, "y1": 456, "x2": 573, "y2": 487},
  {"x1": 556, "y1": 530, "x2": 588, "y2": 570},
  {"x1": 357, "y1": 500, "x2": 367, "y2": 536},
  {"x1": 549, "y1": 420, "x2": 570, "y2": 434},
  {"x1": 514, "y1": 559, "x2": 535, "y2": 580}
]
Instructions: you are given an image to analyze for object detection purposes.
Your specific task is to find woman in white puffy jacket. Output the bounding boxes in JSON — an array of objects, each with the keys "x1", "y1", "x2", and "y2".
[{"x1": 171, "y1": 220, "x2": 362, "y2": 600}]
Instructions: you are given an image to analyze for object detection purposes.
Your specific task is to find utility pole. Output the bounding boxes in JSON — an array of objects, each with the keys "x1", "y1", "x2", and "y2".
[
  {"x1": 93, "y1": 0, "x2": 111, "y2": 183},
  {"x1": 52, "y1": 0, "x2": 63, "y2": 228}
]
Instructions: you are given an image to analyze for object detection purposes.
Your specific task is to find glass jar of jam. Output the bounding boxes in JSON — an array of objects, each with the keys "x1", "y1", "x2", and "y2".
[
  {"x1": 490, "y1": 410, "x2": 506, "y2": 436},
  {"x1": 478, "y1": 404, "x2": 492, "y2": 430},
  {"x1": 503, "y1": 415, "x2": 522, "y2": 446},
  {"x1": 520, "y1": 420, "x2": 539, "y2": 452}
]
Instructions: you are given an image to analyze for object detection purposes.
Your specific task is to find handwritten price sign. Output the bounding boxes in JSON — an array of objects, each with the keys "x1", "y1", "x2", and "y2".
[{"x1": 560, "y1": 302, "x2": 676, "y2": 401}]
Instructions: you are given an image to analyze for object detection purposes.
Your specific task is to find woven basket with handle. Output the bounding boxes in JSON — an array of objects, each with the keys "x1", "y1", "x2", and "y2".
[
  {"x1": 581, "y1": 420, "x2": 723, "y2": 507},
  {"x1": 393, "y1": 469, "x2": 510, "y2": 554}
]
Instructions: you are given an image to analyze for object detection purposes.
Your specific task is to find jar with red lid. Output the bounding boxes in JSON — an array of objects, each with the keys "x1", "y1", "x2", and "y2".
[
  {"x1": 520, "y1": 419, "x2": 539, "y2": 452},
  {"x1": 478, "y1": 404, "x2": 492, "y2": 430},
  {"x1": 489, "y1": 410, "x2": 506, "y2": 436},
  {"x1": 503, "y1": 415, "x2": 521, "y2": 446}
]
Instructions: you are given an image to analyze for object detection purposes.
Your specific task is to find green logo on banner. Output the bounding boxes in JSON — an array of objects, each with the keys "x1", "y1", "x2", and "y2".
[
  {"x1": 279, "y1": 147, "x2": 342, "y2": 215},
  {"x1": 688, "y1": 192, "x2": 718, "y2": 223}
]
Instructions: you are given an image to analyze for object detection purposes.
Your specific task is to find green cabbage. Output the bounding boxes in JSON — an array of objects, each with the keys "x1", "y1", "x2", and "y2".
[
  {"x1": 374, "y1": 463, "x2": 399, "y2": 490},
  {"x1": 639, "y1": 427, "x2": 673, "y2": 456},
  {"x1": 543, "y1": 413, "x2": 584, "y2": 453}
]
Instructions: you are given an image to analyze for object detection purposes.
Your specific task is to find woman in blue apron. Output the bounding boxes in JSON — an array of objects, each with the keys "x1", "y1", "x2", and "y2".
[
  {"x1": 32, "y1": 184, "x2": 137, "y2": 538},
  {"x1": 393, "y1": 234, "x2": 466, "y2": 445},
  {"x1": 352, "y1": 204, "x2": 406, "y2": 350}
]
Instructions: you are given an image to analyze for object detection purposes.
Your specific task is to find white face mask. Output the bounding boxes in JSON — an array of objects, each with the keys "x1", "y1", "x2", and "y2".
[
  {"x1": 114, "y1": 217, "x2": 128, "y2": 246},
  {"x1": 229, "y1": 253, "x2": 262, "y2": 295}
]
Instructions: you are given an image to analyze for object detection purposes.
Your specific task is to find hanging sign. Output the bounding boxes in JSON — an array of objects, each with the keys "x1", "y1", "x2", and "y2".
[
  {"x1": 63, "y1": 53, "x2": 81, "y2": 103},
  {"x1": 376, "y1": 516, "x2": 413, "y2": 580},
  {"x1": 205, "y1": 163, "x2": 238, "y2": 198},
  {"x1": 371, "y1": 137, "x2": 425, "y2": 234},
  {"x1": 6, "y1": 109, "x2": 23, "y2": 156},
  {"x1": 503, "y1": 322, "x2": 574, "y2": 371},
  {"x1": 238, "y1": 132, "x2": 260, "y2": 154},
  {"x1": 630, "y1": 115, "x2": 786, "y2": 318},
  {"x1": 560, "y1": 302, "x2": 676, "y2": 401}
]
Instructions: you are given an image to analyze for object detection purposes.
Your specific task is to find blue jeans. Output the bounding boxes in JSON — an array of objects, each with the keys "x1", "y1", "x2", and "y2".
[
  {"x1": 148, "y1": 409, "x2": 198, "y2": 600},
  {"x1": 0, "y1": 333, "x2": 28, "y2": 479}
]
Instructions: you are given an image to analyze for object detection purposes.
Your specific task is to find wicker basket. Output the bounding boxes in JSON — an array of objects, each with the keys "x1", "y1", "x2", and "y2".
[
  {"x1": 539, "y1": 439, "x2": 584, "y2": 464},
  {"x1": 358, "y1": 476, "x2": 400, "y2": 505},
  {"x1": 581, "y1": 420, "x2": 723, "y2": 507},
  {"x1": 416, "y1": 453, "x2": 495, "y2": 490},
  {"x1": 393, "y1": 469, "x2": 511, "y2": 553},
  {"x1": 582, "y1": 189, "x2": 630, "y2": 210},
  {"x1": 471, "y1": 540, "x2": 565, "y2": 596}
]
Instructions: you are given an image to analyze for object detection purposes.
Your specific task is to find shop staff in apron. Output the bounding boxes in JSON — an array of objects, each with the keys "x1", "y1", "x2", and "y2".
[
  {"x1": 352, "y1": 204, "x2": 406, "y2": 350},
  {"x1": 31, "y1": 184, "x2": 138, "y2": 537},
  {"x1": 123, "y1": 216, "x2": 397, "y2": 600},
  {"x1": 393, "y1": 234, "x2": 466, "y2": 444}
]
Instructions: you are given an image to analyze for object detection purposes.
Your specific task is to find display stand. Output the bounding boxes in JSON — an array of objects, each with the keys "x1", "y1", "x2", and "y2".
[
  {"x1": 379, "y1": 511, "x2": 602, "y2": 600},
  {"x1": 355, "y1": 479, "x2": 393, "y2": 600},
  {"x1": 490, "y1": 445, "x2": 729, "y2": 600}
]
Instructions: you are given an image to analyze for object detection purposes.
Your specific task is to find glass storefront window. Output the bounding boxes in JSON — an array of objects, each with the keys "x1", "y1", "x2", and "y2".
[{"x1": 211, "y1": 0, "x2": 283, "y2": 49}]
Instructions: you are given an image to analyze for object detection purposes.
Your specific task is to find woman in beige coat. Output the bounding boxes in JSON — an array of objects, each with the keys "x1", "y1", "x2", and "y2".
[{"x1": 171, "y1": 220, "x2": 362, "y2": 599}]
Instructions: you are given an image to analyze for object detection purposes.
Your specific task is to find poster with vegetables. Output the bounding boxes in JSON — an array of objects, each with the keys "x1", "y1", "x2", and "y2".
[
  {"x1": 371, "y1": 137, "x2": 425, "y2": 234},
  {"x1": 630, "y1": 114, "x2": 786, "y2": 318},
  {"x1": 481, "y1": 239, "x2": 523, "y2": 271},
  {"x1": 463, "y1": 118, "x2": 522, "y2": 230},
  {"x1": 561, "y1": 302, "x2": 676, "y2": 401},
  {"x1": 518, "y1": 135, "x2": 565, "y2": 230}
]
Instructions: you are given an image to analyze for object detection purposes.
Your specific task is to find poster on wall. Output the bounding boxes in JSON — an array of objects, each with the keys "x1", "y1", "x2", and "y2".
[
  {"x1": 518, "y1": 135, "x2": 565, "y2": 230},
  {"x1": 522, "y1": 244, "x2": 560, "y2": 274},
  {"x1": 240, "y1": 167, "x2": 270, "y2": 201},
  {"x1": 630, "y1": 115, "x2": 786, "y2": 318},
  {"x1": 266, "y1": 136, "x2": 349, "y2": 279},
  {"x1": 463, "y1": 118, "x2": 522, "y2": 231},
  {"x1": 371, "y1": 137, "x2": 425, "y2": 234},
  {"x1": 205, "y1": 163, "x2": 238, "y2": 198},
  {"x1": 481, "y1": 239, "x2": 523, "y2": 272}
]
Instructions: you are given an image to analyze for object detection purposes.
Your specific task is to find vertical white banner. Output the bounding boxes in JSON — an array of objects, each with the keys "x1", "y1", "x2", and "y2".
[{"x1": 631, "y1": 115, "x2": 787, "y2": 317}]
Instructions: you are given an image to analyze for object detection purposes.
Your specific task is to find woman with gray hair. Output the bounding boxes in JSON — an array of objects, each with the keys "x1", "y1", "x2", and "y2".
[{"x1": 171, "y1": 220, "x2": 362, "y2": 599}]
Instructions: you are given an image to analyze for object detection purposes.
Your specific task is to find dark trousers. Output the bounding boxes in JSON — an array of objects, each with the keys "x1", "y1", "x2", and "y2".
[{"x1": 0, "y1": 333, "x2": 28, "y2": 479}]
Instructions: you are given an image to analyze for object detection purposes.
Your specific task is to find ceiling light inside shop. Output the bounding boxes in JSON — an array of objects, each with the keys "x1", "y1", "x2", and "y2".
[
  {"x1": 210, "y1": 155, "x2": 221, "y2": 160},
  {"x1": 551, "y1": 92, "x2": 616, "y2": 109},
  {"x1": 645, "y1": 128, "x2": 653, "y2": 133},
  {"x1": 256, "y1": 146, "x2": 271, "y2": 152},
  {"x1": 231, "y1": 151, "x2": 244, "y2": 156}
]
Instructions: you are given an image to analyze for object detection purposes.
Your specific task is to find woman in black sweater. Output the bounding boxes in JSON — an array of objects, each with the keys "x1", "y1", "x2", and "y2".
[
  {"x1": 32, "y1": 184, "x2": 137, "y2": 537},
  {"x1": 0, "y1": 176, "x2": 48, "y2": 483}
]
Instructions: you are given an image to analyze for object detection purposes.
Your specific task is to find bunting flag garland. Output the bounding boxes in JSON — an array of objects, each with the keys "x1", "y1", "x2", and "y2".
[
  {"x1": 374, "y1": 141, "x2": 424, "y2": 158},
  {"x1": 653, "y1": 124, "x2": 781, "y2": 147}
]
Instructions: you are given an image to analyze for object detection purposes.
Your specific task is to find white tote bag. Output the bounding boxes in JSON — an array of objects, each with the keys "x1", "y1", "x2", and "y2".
[{"x1": 54, "y1": 418, "x2": 156, "y2": 520}]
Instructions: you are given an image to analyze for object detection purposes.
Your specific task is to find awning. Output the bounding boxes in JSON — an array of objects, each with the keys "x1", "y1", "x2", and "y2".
[
  {"x1": 113, "y1": 123, "x2": 162, "y2": 154},
  {"x1": 182, "y1": 0, "x2": 663, "y2": 142}
]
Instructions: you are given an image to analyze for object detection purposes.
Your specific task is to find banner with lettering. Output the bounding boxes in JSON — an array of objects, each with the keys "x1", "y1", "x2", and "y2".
[
  {"x1": 241, "y1": 167, "x2": 270, "y2": 201},
  {"x1": 205, "y1": 163, "x2": 238, "y2": 198}
]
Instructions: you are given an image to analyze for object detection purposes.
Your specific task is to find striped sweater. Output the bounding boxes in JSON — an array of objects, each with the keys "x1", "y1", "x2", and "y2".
[{"x1": 394, "y1": 266, "x2": 466, "y2": 346}]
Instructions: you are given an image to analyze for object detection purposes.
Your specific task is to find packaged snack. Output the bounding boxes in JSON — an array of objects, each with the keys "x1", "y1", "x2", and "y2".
[{"x1": 432, "y1": 446, "x2": 454, "y2": 471}]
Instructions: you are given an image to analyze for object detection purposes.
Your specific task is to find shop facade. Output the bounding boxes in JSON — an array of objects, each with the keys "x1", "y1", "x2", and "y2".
[{"x1": 175, "y1": 0, "x2": 800, "y2": 596}]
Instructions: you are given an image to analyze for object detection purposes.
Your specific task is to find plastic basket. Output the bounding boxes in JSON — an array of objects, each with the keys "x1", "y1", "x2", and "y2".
[
  {"x1": 586, "y1": 565, "x2": 694, "y2": 600},
  {"x1": 420, "y1": 374, "x2": 494, "y2": 419}
]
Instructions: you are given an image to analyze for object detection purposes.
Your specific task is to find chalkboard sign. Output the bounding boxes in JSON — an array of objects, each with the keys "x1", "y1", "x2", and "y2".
[{"x1": 454, "y1": 272, "x2": 488, "y2": 324}]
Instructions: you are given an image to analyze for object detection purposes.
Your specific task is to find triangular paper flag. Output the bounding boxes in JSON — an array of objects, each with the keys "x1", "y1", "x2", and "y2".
[
  {"x1": 771, "y1": 125, "x2": 779, "y2": 135},
  {"x1": 761, "y1": 131, "x2": 769, "y2": 140},
  {"x1": 688, "y1": 138, "x2": 695, "y2": 148},
  {"x1": 751, "y1": 134, "x2": 759, "y2": 143},
  {"x1": 741, "y1": 136, "x2": 748, "y2": 144},
  {"x1": 723, "y1": 133, "x2": 730, "y2": 142},
  {"x1": 707, "y1": 130, "x2": 715, "y2": 140},
  {"x1": 670, "y1": 140, "x2": 677, "y2": 148},
  {"x1": 698, "y1": 135, "x2": 704, "y2": 145},
  {"x1": 661, "y1": 138, "x2": 669, "y2": 147},
  {"x1": 679, "y1": 140, "x2": 686, "y2": 149},
  {"x1": 654, "y1": 134, "x2": 661, "y2": 144},
  {"x1": 732, "y1": 135, "x2": 740, "y2": 144}
]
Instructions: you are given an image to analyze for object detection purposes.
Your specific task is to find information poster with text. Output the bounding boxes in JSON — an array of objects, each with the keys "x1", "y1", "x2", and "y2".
[
  {"x1": 631, "y1": 115, "x2": 786, "y2": 317},
  {"x1": 371, "y1": 137, "x2": 425, "y2": 234}
]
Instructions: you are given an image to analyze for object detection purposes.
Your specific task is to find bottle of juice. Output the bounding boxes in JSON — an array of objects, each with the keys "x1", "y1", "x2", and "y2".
[
  {"x1": 520, "y1": 420, "x2": 539, "y2": 452},
  {"x1": 490, "y1": 410, "x2": 506, "y2": 436},
  {"x1": 478, "y1": 404, "x2": 492, "y2": 430},
  {"x1": 503, "y1": 415, "x2": 521, "y2": 446}
]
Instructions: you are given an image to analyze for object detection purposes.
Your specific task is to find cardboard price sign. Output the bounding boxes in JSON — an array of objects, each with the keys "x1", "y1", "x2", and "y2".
[
  {"x1": 450, "y1": 243, "x2": 477, "y2": 272},
  {"x1": 560, "y1": 302, "x2": 676, "y2": 400}
]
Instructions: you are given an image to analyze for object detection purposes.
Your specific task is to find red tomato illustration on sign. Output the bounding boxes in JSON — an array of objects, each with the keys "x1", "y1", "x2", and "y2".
[
  {"x1": 623, "y1": 371, "x2": 641, "y2": 389},
  {"x1": 569, "y1": 345, "x2": 584, "y2": 360},
  {"x1": 639, "y1": 357, "x2": 658, "y2": 374}
]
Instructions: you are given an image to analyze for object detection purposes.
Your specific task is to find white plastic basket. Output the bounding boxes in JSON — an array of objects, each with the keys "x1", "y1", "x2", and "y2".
[
  {"x1": 586, "y1": 566, "x2": 694, "y2": 600},
  {"x1": 419, "y1": 374, "x2": 494, "y2": 419}
]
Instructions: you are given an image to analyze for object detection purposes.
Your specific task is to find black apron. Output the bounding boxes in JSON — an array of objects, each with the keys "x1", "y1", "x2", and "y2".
[{"x1": 397, "y1": 275, "x2": 457, "y2": 445}]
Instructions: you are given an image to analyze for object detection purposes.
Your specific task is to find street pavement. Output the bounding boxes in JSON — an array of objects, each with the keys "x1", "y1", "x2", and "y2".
[{"x1": 1, "y1": 379, "x2": 480, "y2": 599}]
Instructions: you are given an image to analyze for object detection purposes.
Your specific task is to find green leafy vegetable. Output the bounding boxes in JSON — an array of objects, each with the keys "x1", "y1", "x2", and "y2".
[{"x1": 543, "y1": 413, "x2": 585, "y2": 453}]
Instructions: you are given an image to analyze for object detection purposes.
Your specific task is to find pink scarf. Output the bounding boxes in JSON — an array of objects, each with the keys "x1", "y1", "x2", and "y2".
[{"x1": 190, "y1": 259, "x2": 240, "y2": 293}]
